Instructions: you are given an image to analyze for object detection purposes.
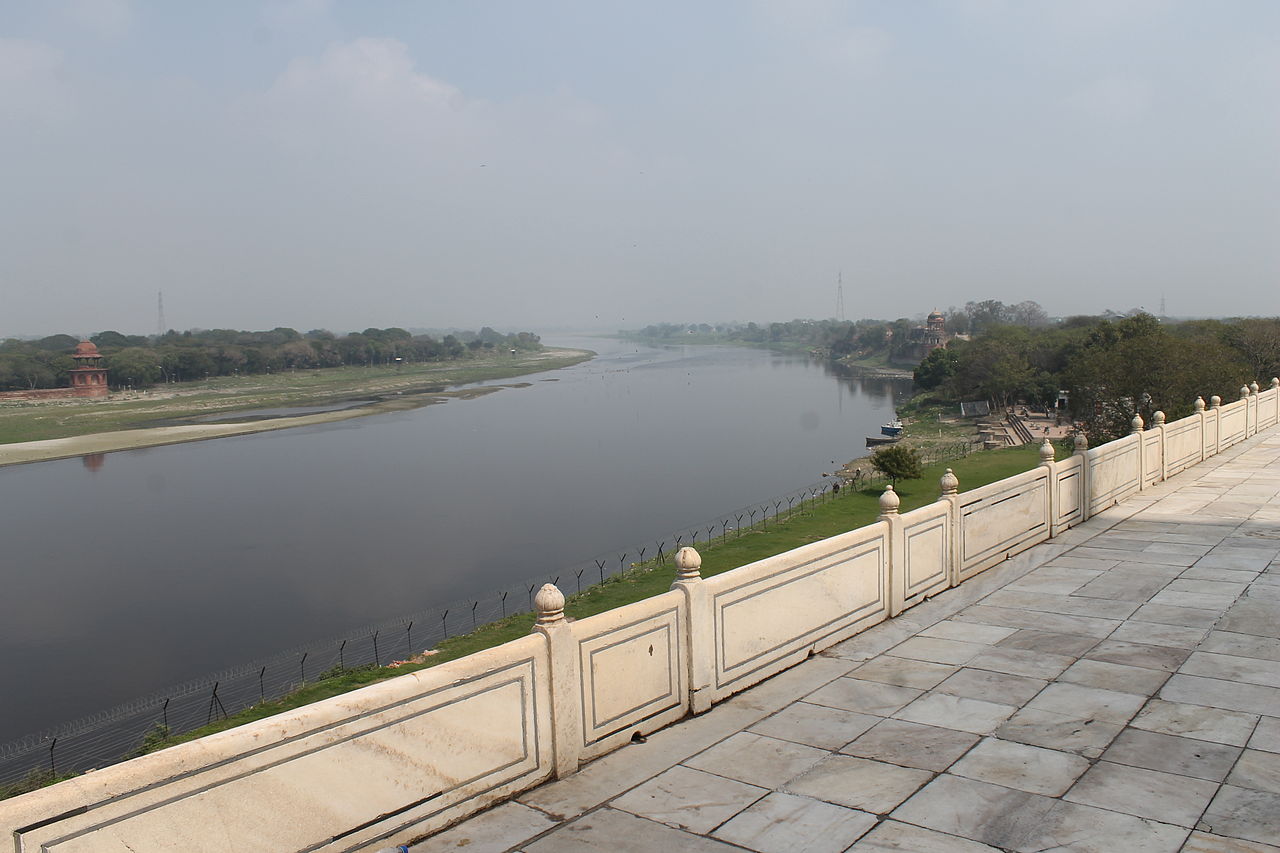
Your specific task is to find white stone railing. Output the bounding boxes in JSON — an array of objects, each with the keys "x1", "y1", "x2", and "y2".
[{"x1": 4, "y1": 379, "x2": 1278, "y2": 852}]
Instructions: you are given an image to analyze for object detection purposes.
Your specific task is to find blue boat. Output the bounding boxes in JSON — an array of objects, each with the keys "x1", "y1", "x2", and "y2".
[{"x1": 881, "y1": 419, "x2": 904, "y2": 437}]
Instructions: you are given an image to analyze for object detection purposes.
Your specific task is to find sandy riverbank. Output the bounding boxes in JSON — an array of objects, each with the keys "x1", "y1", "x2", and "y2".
[{"x1": 0, "y1": 349, "x2": 588, "y2": 467}]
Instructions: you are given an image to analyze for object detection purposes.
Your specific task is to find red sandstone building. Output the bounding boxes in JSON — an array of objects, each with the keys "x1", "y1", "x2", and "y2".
[{"x1": 68, "y1": 340, "x2": 109, "y2": 397}]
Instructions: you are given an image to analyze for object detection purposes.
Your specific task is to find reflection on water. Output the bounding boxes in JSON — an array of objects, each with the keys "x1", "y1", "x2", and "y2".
[{"x1": 0, "y1": 338, "x2": 910, "y2": 738}]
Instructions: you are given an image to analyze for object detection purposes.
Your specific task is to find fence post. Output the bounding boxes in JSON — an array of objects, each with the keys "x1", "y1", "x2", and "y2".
[
  {"x1": 1273, "y1": 378, "x2": 1280, "y2": 426},
  {"x1": 1195, "y1": 396, "x2": 1207, "y2": 462},
  {"x1": 1250, "y1": 382, "x2": 1260, "y2": 437},
  {"x1": 1131, "y1": 414, "x2": 1144, "y2": 491},
  {"x1": 1073, "y1": 433, "x2": 1091, "y2": 523},
  {"x1": 532, "y1": 583, "x2": 581, "y2": 779},
  {"x1": 1210, "y1": 395, "x2": 1222, "y2": 456},
  {"x1": 879, "y1": 485, "x2": 904, "y2": 616},
  {"x1": 670, "y1": 546, "x2": 714, "y2": 714},
  {"x1": 1153, "y1": 411, "x2": 1167, "y2": 483},
  {"x1": 939, "y1": 469, "x2": 962, "y2": 588},
  {"x1": 1039, "y1": 438, "x2": 1057, "y2": 525}
]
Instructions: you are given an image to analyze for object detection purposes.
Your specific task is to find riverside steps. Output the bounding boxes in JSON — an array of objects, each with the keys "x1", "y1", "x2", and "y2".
[{"x1": 4, "y1": 383, "x2": 1280, "y2": 851}]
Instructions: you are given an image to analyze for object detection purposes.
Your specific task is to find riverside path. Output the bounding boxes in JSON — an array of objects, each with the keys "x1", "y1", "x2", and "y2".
[{"x1": 397, "y1": 428, "x2": 1280, "y2": 853}]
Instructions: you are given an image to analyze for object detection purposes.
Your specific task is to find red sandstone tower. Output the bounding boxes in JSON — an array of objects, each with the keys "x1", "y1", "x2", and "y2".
[{"x1": 69, "y1": 340, "x2": 109, "y2": 398}]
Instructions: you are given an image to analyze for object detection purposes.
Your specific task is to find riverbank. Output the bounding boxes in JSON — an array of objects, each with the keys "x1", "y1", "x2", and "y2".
[{"x1": 0, "y1": 348, "x2": 593, "y2": 466}]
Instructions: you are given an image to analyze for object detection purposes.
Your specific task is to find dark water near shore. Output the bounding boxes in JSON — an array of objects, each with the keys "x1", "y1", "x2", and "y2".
[{"x1": 0, "y1": 338, "x2": 910, "y2": 740}]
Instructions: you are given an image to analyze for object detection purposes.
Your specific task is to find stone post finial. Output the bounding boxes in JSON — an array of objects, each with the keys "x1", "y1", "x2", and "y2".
[
  {"x1": 534, "y1": 583, "x2": 565, "y2": 625},
  {"x1": 1271, "y1": 378, "x2": 1279, "y2": 390},
  {"x1": 1242, "y1": 386, "x2": 1251, "y2": 401},
  {"x1": 1039, "y1": 438, "x2": 1055, "y2": 463},
  {"x1": 878, "y1": 484, "x2": 900, "y2": 517},
  {"x1": 674, "y1": 546, "x2": 702, "y2": 582},
  {"x1": 1211, "y1": 395, "x2": 1222, "y2": 409},
  {"x1": 1131, "y1": 414, "x2": 1144, "y2": 434},
  {"x1": 1194, "y1": 396, "x2": 1206, "y2": 412},
  {"x1": 1073, "y1": 433, "x2": 1088, "y2": 453},
  {"x1": 940, "y1": 468, "x2": 959, "y2": 496},
  {"x1": 1153, "y1": 410, "x2": 1166, "y2": 426},
  {"x1": 1250, "y1": 381, "x2": 1260, "y2": 395}
]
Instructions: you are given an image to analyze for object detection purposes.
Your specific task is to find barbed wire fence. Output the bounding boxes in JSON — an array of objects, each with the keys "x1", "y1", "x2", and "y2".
[{"x1": 0, "y1": 439, "x2": 982, "y2": 789}]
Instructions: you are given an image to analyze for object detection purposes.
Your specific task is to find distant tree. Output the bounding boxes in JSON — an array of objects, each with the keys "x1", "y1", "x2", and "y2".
[
  {"x1": 914, "y1": 346, "x2": 960, "y2": 390},
  {"x1": 870, "y1": 445, "x2": 923, "y2": 485}
]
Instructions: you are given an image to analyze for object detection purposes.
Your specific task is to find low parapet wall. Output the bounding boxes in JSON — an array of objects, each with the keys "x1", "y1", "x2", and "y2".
[{"x1": 3, "y1": 380, "x2": 1278, "y2": 852}]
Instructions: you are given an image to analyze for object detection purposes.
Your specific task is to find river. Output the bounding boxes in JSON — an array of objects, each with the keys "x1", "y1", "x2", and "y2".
[{"x1": 0, "y1": 337, "x2": 911, "y2": 745}]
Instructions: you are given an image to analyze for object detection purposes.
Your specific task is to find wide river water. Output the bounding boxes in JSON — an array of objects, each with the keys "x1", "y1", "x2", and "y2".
[{"x1": 0, "y1": 338, "x2": 910, "y2": 742}]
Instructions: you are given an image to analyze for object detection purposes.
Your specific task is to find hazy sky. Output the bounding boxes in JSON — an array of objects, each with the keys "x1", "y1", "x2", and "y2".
[{"x1": 2, "y1": 1, "x2": 1278, "y2": 337}]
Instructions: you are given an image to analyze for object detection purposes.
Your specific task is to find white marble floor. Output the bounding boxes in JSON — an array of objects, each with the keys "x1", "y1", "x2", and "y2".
[{"x1": 403, "y1": 430, "x2": 1280, "y2": 853}]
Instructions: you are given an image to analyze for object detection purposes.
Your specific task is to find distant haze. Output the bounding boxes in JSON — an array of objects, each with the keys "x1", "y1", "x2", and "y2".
[{"x1": 2, "y1": 1, "x2": 1278, "y2": 337}]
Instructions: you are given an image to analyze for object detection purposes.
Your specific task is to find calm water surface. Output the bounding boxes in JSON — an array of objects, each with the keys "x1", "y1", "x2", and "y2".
[{"x1": 0, "y1": 338, "x2": 909, "y2": 739}]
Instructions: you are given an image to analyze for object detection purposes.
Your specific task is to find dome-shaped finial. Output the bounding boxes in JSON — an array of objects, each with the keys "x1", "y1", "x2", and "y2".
[
  {"x1": 1271, "y1": 377, "x2": 1279, "y2": 390},
  {"x1": 1211, "y1": 395, "x2": 1221, "y2": 409},
  {"x1": 1242, "y1": 386, "x2": 1251, "y2": 401},
  {"x1": 674, "y1": 546, "x2": 702, "y2": 582},
  {"x1": 534, "y1": 583, "x2": 565, "y2": 625},
  {"x1": 1250, "y1": 381, "x2": 1260, "y2": 395},
  {"x1": 1194, "y1": 396, "x2": 1205, "y2": 412},
  {"x1": 1153, "y1": 410, "x2": 1165, "y2": 426},
  {"x1": 1073, "y1": 433, "x2": 1088, "y2": 452},
  {"x1": 939, "y1": 468, "x2": 959, "y2": 496},
  {"x1": 1039, "y1": 438, "x2": 1055, "y2": 463},
  {"x1": 1131, "y1": 414, "x2": 1144, "y2": 434},
  {"x1": 878, "y1": 484, "x2": 900, "y2": 516}
]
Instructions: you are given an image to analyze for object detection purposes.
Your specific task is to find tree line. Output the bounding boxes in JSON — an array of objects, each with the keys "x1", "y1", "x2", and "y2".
[
  {"x1": 914, "y1": 314, "x2": 1280, "y2": 441},
  {"x1": 0, "y1": 326, "x2": 543, "y2": 391}
]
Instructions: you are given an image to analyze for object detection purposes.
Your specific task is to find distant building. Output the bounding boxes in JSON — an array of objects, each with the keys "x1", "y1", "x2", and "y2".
[
  {"x1": 906, "y1": 309, "x2": 954, "y2": 360},
  {"x1": 69, "y1": 340, "x2": 109, "y2": 398}
]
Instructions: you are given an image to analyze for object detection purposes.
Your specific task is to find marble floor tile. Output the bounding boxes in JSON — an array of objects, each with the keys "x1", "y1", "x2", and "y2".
[
  {"x1": 1131, "y1": 603, "x2": 1223, "y2": 628},
  {"x1": 956, "y1": 604, "x2": 1120, "y2": 637},
  {"x1": 996, "y1": 628, "x2": 1100, "y2": 657},
  {"x1": 1181, "y1": 566, "x2": 1262, "y2": 583},
  {"x1": 918, "y1": 620, "x2": 1017, "y2": 644},
  {"x1": 1072, "y1": 572, "x2": 1169, "y2": 601},
  {"x1": 1006, "y1": 572, "x2": 1097, "y2": 596},
  {"x1": 711, "y1": 791, "x2": 876, "y2": 853},
  {"x1": 1168, "y1": 577, "x2": 1251, "y2": 596},
  {"x1": 784, "y1": 754, "x2": 932, "y2": 814},
  {"x1": 747, "y1": 701, "x2": 880, "y2": 751},
  {"x1": 892, "y1": 692, "x2": 1017, "y2": 735},
  {"x1": 1063, "y1": 760, "x2": 1218, "y2": 826},
  {"x1": 839, "y1": 718, "x2": 980, "y2": 771},
  {"x1": 523, "y1": 807, "x2": 742, "y2": 853},
  {"x1": 848, "y1": 820, "x2": 1004, "y2": 852},
  {"x1": 1058, "y1": 658, "x2": 1170, "y2": 695},
  {"x1": 1227, "y1": 748, "x2": 1280, "y2": 795},
  {"x1": 886, "y1": 636, "x2": 988, "y2": 666},
  {"x1": 948, "y1": 737, "x2": 1089, "y2": 796},
  {"x1": 804, "y1": 677, "x2": 923, "y2": 717},
  {"x1": 934, "y1": 667, "x2": 1046, "y2": 706},
  {"x1": 1217, "y1": 599, "x2": 1280, "y2": 638},
  {"x1": 964, "y1": 645, "x2": 1077, "y2": 680},
  {"x1": 888, "y1": 774, "x2": 1055, "y2": 849},
  {"x1": 1199, "y1": 785, "x2": 1280, "y2": 847},
  {"x1": 996, "y1": 708, "x2": 1126, "y2": 756},
  {"x1": 1047, "y1": 555, "x2": 1122, "y2": 571},
  {"x1": 611, "y1": 765, "x2": 767, "y2": 834},
  {"x1": 849, "y1": 656, "x2": 957, "y2": 689},
  {"x1": 1073, "y1": 546, "x2": 1202, "y2": 567},
  {"x1": 1148, "y1": 590, "x2": 1239, "y2": 611},
  {"x1": 981, "y1": 588, "x2": 1140, "y2": 619},
  {"x1": 1101, "y1": 728, "x2": 1241, "y2": 781},
  {"x1": 409, "y1": 802, "x2": 556, "y2": 853},
  {"x1": 1161, "y1": 674, "x2": 1280, "y2": 716},
  {"x1": 1017, "y1": 797, "x2": 1190, "y2": 852},
  {"x1": 1198, "y1": 550, "x2": 1277, "y2": 571},
  {"x1": 1181, "y1": 830, "x2": 1280, "y2": 853},
  {"x1": 684, "y1": 732, "x2": 829, "y2": 789},
  {"x1": 1081, "y1": 639, "x2": 1191, "y2": 673},
  {"x1": 1249, "y1": 716, "x2": 1280, "y2": 753},
  {"x1": 1024, "y1": 682, "x2": 1147, "y2": 724},
  {"x1": 1199, "y1": 630, "x2": 1280, "y2": 662},
  {"x1": 1181, "y1": 651, "x2": 1280, "y2": 689},
  {"x1": 1130, "y1": 699, "x2": 1258, "y2": 746},
  {"x1": 1106, "y1": 620, "x2": 1208, "y2": 649}
]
